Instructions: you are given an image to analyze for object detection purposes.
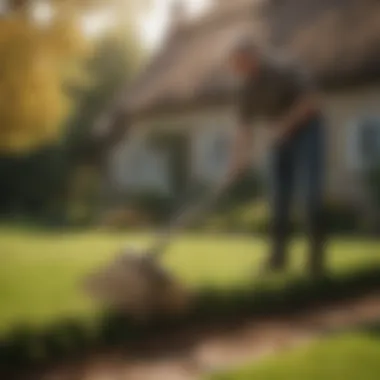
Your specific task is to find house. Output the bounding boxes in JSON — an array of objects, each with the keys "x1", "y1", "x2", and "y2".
[{"x1": 100, "y1": 0, "x2": 380, "y2": 213}]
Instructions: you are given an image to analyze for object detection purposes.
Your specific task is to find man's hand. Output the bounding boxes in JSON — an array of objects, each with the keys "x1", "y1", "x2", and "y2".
[
  {"x1": 271, "y1": 92, "x2": 320, "y2": 146},
  {"x1": 270, "y1": 123, "x2": 292, "y2": 147}
]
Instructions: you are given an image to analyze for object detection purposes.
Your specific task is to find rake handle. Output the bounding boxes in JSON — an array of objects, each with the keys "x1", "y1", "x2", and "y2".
[{"x1": 149, "y1": 178, "x2": 233, "y2": 260}]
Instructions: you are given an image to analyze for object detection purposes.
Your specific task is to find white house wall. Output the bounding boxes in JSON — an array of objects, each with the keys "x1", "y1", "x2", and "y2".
[
  {"x1": 111, "y1": 108, "x2": 274, "y2": 194},
  {"x1": 114, "y1": 109, "x2": 240, "y2": 192},
  {"x1": 109, "y1": 85, "x2": 380, "y2": 204},
  {"x1": 108, "y1": 130, "x2": 171, "y2": 195},
  {"x1": 321, "y1": 85, "x2": 380, "y2": 203}
]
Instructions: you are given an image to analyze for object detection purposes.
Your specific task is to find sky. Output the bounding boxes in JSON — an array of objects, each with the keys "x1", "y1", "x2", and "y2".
[
  {"x1": 138, "y1": 0, "x2": 211, "y2": 50},
  {"x1": 0, "y1": 0, "x2": 211, "y2": 50}
]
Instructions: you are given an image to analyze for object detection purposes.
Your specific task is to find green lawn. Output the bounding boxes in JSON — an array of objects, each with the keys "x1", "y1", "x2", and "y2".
[
  {"x1": 209, "y1": 330, "x2": 380, "y2": 380},
  {"x1": 0, "y1": 226, "x2": 379, "y2": 335}
]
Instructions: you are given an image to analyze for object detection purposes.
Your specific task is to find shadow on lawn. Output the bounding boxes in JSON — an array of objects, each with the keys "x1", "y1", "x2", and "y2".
[{"x1": 2, "y1": 266, "x2": 380, "y2": 377}]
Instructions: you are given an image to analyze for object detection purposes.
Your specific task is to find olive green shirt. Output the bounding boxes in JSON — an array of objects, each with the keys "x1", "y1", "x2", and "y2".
[{"x1": 237, "y1": 55, "x2": 315, "y2": 125}]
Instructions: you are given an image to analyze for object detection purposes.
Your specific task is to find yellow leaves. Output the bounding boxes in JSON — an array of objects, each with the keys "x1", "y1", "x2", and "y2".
[
  {"x1": 0, "y1": 14, "x2": 88, "y2": 154},
  {"x1": 44, "y1": 15, "x2": 90, "y2": 60},
  {"x1": 0, "y1": 0, "x2": 145, "y2": 155}
]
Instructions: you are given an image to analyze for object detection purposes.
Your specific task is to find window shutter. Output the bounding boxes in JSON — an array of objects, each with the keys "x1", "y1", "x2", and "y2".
[
  {"x1": 346, "y1": 120, "x2": 361, "y2": 171},
  {"x1": 359, "y1": 117, "x2": 380, "y2": 170},
  {"x1": 212, "y1": 133, "x2": 228, "y2": 168},
  {"x1": 347, "y1": 116, "x2": 380, "y2": 172}
]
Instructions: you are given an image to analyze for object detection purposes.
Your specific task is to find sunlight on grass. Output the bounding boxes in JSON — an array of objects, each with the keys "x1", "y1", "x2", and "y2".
[
  {"x1": 209, "y1": 332, "x2": 380, "y2": 380},
  {"x1": 0, "y1": 226, "x2": 379, "y2": 334}
]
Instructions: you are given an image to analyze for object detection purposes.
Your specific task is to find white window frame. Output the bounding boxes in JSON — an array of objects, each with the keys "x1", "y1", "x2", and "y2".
[
  {"x1": 193, "y1": 124, "x2": 232, "y2": 182},
  {"x1": 346, "y1": 116, "x2": 380, "y2": 173}
]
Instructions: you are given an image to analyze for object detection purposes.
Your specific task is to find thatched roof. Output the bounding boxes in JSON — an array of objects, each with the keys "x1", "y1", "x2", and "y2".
[{"x1": 121, "y1": 0, "x2": 380, "y2": 120}]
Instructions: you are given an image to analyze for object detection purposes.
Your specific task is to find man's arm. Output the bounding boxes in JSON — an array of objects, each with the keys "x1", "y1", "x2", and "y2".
[
  {"x1": 275, "y1": 60, "x2": 321, "y2": 141},
  {"x1": 276, "y1": 91, "x2": 320, "y2": 140}
]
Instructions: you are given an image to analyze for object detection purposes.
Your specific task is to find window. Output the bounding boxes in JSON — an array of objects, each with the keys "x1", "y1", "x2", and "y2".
[
  {"x1": 347, "y1": 116, "x2": 380, "y2": 172},
  {"x1": 360, "y1": 118, "x2": 380, "y2": 165},
  {"x1": 212, "y1": 134, "x2": 229, "y2": 165}
]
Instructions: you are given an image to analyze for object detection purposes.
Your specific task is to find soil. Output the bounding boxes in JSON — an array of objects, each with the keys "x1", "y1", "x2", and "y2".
[{"x1": 32, "y1": 292, "x2": 380, "y2": 380}]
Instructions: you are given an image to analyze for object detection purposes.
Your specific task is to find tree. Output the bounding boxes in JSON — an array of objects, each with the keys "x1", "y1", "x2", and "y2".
[
  {"x1": 61, "y1": 20, "x2": 144, "y2": 224},
  {"x1": 0, "y1": 0, "x2": 147, "y2": 221},
  {"x1": 0, "y1": 0, "x2": 149, "y2": 154},
  {"x1": 0, "y1": 5, "x2": 89, "y2": 153},
  {"x1": 65, "y1": 29, "x2": 141, "y2": 160}
]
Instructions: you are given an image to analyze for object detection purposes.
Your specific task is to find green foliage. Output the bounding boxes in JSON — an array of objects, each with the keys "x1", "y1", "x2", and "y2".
[
  {"x1": 0, "y1": 1, "x2": 145, "y2": 221},
  {"x1": 65, "y1": 165, "x2": 102, "y2": 226},
  {"x1": 0, "y1": 146, "x2": 68, "y2": 220},
  {"x1": 61, "y1": 24, "x2": 144, "y2": 223},
  {"x1": 232, "y1": 200, "x2": 273, "y2": 234},
  {"x1": 324, "y1": 200, "x2": 360, "y2": 233},
  {"x1": 64, "y1": 30, "x2": 142, "y2": 165},
  {"x1": 131, "y1": 191, "x2": 174, "y2": 222},
  {"x1": 200, "y1": 199, "x2": 360, "y2": 235},
  {"x1": 224, "y1": 170, "x2": 263, "y2": 209},
  {"x1": 366, "y1": 164, "x2": 380, "y2": 208}
]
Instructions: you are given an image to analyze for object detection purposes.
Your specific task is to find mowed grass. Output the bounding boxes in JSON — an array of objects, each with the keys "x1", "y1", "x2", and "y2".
[
  {"x1": 0, "y1": 226, "x2": 379, "y2": 334},
  {"x1": 209, "y1": 331, "x2": 380, "y2": 380}
]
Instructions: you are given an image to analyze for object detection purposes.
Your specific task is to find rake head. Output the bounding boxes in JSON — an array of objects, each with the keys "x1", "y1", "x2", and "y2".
[{"x1": 83, "y1": 246, "x2": 192, "y2": 320}]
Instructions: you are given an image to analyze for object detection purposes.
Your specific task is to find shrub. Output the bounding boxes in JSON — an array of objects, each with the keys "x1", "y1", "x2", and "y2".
[
  {"x1": 126, "y1": 191, "x2": 173, "y2": 222},
  {"x1": 199, "y1": 200, "x2": 277, "y2": 234},
  {"x1": 324, "y1": 200, "x2": 360, "y2": 233},
  {"x1": 198, "y1": 198, "x2": 360, "y2": 235},
  {"x1": 100, "y1": 208, "x2": 152, "y2": 229},
  {"x1": 0, "y1": 327, "x2": 41, "y2": 369},
  {"x1": 242, "y1": 199, "x2": 360, "y2": 235},
  {"x1": 100, "y1": 191, "x2": 175, "y2": 229},
  {"x1": 220, "y1": 170, "x2": 263, "y2": 212},
  {"x1": 365, "y1": 165, "x2": 380, "y2": 231},
  {"x1": 200, "y1": 214, "x2": 235, "y2": 233},
  {"x1": 234, "y1": 200, "x2": 271, "y2": 234},
  {"x1": 366, "y1": 164, "x2": 380, "y2": 205}
]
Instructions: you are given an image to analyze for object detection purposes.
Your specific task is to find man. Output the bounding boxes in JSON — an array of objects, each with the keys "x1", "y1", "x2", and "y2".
[{"x1": 226, "y1": 38, "x2": 326, "y2": 276}]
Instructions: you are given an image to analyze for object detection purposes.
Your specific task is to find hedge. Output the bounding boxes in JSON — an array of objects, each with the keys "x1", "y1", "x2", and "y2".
[{"x1": 2, "y1": 265, "x2": 380, "y2": 377}]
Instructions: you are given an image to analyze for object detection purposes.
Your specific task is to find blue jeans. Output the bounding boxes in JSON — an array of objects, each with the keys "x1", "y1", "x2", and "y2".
[{"x1": 267, "y1": 114, "x2": 326, "y2": 272}]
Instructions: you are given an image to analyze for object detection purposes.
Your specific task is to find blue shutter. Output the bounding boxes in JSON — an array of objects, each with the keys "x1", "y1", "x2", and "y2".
[
  {"x1": 347, "y1": 116, "x2": 380, "y2": 172},
  {"x1": 346, "y1": 120, "x2": 361, "y2": 171},
  {"x1": 359, "y1": 116, "x2": 380, "y2": 170}
]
